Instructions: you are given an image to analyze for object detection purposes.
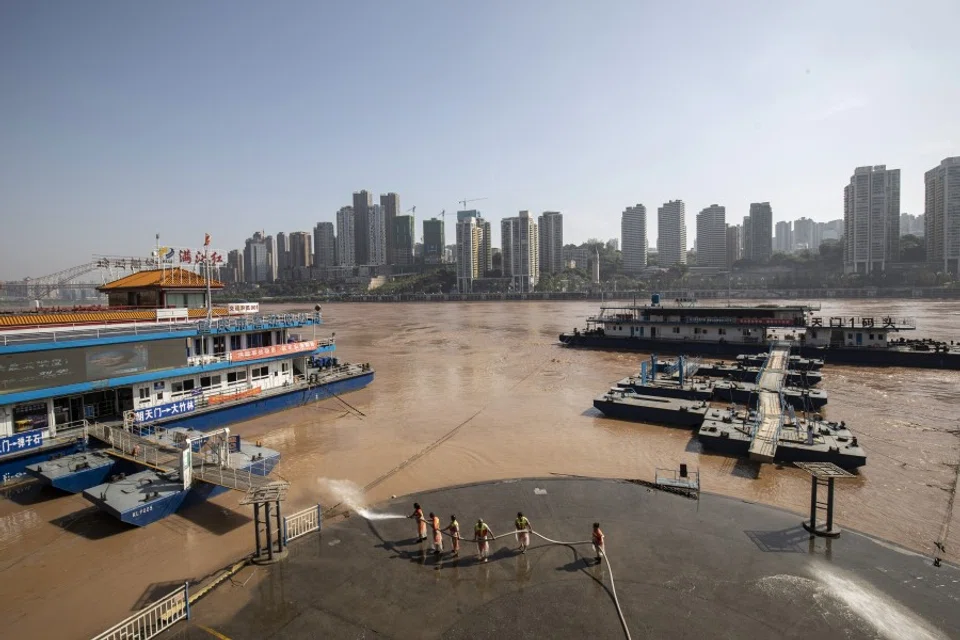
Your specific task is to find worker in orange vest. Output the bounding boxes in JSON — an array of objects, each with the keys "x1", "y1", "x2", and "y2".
[
  {"x1": 446, "y1": 515, "x2": 461, "y2": 557},
  {"x1": 592, "y1": 522, "x2": 605, "y2": 563},
  {"x1": 409, "y1": 503, "x2": 426, "y2": 542},
  {"x1": 429, "y1": 512, "x2": 443, "y2": 555}
]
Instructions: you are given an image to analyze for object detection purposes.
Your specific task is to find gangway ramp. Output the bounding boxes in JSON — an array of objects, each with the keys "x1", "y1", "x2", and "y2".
[
  {"x1": 749, "y1": 345, "x2": 790, "y2": 462},
  {"x1": 86, "y1": 422, "x2": 181, "y2": 471},
  {"x1": 191, "y1": 463, "x2": 284, "y2": 492}
]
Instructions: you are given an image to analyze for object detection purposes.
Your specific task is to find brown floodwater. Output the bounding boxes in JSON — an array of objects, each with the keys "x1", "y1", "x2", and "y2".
[{"x1": 0, "y1": 298, "x2": 958, "y2": 637}]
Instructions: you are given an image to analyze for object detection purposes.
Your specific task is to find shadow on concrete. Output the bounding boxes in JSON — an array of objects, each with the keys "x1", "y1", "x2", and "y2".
[
  {"x1": 131, "y1": 580, "x2": 187, "y2": 611},
  {"x1": 744, "y1": 526, "x2": 811, "y2": 553},
  {"x1": 177, "y1": 501, "x2": 252, "y2": 536},
  {"x1": 50, "y1": 506, "x2": 130, "y2": 540}
]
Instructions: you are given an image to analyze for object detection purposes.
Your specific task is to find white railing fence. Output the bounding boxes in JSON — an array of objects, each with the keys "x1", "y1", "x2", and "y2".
[
  {"x1": 91, "y1": 582, "x2": 189, "y2": 640},
  {"x1": 284, "y1": 504, "x2": 322, "y2": 543}
]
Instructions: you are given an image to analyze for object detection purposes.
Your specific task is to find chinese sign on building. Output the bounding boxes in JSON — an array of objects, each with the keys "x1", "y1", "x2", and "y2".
[
  {"x1": 134, "y1": 399, "x2": 197, "y2": 423},
  {"x1": 0, "y1": 429, "x2": 44, "y2": 455},
  {"x1": 228, "y1": 341, "x2": 318, "y2": 363}
]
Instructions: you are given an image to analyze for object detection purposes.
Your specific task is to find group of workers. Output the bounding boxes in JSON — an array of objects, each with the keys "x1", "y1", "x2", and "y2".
[{"x1": 408, "y1": 503, "x2": 605, "y2": 563}]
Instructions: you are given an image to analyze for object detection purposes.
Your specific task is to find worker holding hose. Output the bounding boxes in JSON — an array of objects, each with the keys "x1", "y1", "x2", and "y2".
[
  {"x1": 475, "y1": 518, "x2": 494, "y2": 562},
  {"x1": 409, "y1": 503, "x2": 426, "y2": 542},
  {"x1": 446, "y1": 515, "x2": 461, "y2": 557},
  {"x1": 515, "y1": 512, "x2": 531, "y2": 553},
  {"x1": 592, "y1": 522, "x2": 605, "y2": 563},
  {"x1": 429, "y1": 512, "x2": 443, "y2": 555}
]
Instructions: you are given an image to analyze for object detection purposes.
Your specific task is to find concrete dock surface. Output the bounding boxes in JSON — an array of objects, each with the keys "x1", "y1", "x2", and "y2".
[{"x1": 164, "y1": 478, "x2": 959, "y2": 640}]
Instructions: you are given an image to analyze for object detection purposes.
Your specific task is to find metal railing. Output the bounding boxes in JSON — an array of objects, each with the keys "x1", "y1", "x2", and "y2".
[
  {"x1": 284, "y1": 504, "x2": 322, "y2": 543},
  {"x1": 86, "y1": 422, "x2": 178, "y2": 471},
  {"x1": 1, "y1": 311, "x2": 323, "y2": 347},
  {"x1": 91, "y1": 582, "x2": 189, "y2": 640}
]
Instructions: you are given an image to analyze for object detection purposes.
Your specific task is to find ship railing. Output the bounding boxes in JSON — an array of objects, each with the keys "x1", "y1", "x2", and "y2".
[
  {"x1": 283, "y1": 504, "x2": 322, "y2": 543},
  {"x1": 0, "y1": 312, "x2": 324, "y2": 347},
  {"x1": 90, "y1": 581, "x2": 189, "y2": 640}
]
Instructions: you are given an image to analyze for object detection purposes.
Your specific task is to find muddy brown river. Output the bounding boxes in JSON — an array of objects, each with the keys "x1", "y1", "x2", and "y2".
[{"x1": 1, "y1": 299, "x2": 958, "y2": 637}]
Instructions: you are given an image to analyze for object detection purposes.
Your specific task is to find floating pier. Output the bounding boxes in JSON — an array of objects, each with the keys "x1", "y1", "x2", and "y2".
[
  {"x1": 596, "y1": 347, "x2": 864, "y2": 469},
  {"x1": 593, "y1": 388, "x2": 709, "y2": 427}
]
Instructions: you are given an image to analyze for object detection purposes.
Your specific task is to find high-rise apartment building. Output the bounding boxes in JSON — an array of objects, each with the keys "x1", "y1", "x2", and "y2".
[
  {"x1": 367, "y1": 203, "x2": 386, "y2": 266},
  {"x1": 924, "y1": 156, "x2": 960, "y2": 274},
  {"x1": 774, "y1": 221, "x2": 793, "y2": 254},
  {"x1": 423, "y1": 218, "x2": 445, "y2": 264},
  {"x1": 288, "y1": 231, "x2": 312, "y2": 269},
  {"x1": 744, "y1": 202, "x2": 773, "y2": 262},
  {"x1": 696, "y1": 205, "x2": 726, "y2": 268},
  {"x1": 793, "y1": 217, "x2": 817, "y2": 251},
  {"x1": 275, "y1": 232, "x2": 290, "y2": 275},
  {"x1": 657, "y1": 200, "x2": 686, "y2": 267},
  {"x1": 336, "y1": 206, "x2": 356, "y2": 267},
  {"x1": 264, "y1": 234, "x2": 277, "y2": 281},
  {"x1": 313, "y1": 222, "x2": 336, "y2": 267},
  {"x1": 392, "y1": 215, "x2": 415, "y2": 267},
  {"x1": 502, "y1": 211, "x2": 539, "y2": 292},
  {"x1": 455, "y1": 216, "x2": 481, "y2": 292},
  {"x1": 843, "y1": 165, "x2": 901, "y2": 273},
  {"x1": 620, "y1": 205, "x2": 647, "y2": 274},
  {"x1": 726, "y1": 224, "x2": 742, "y2": 268},
  {"x1": 227, "y1": 249, "x2": 244, "y2": 284},
  {"x1": 538, "y1": 211, "x2": 564, "y2": 275},
  {"x1": 900, "y1": 213, "x2": 925, "y2": 237},
  {"x1": 380, "y1": 192, "x2": 400, "y2": 265},
  {"x1": 243, "y1": 231, "x2": 271, "y2": 283},
  {"x1": 352, "y1": 190, "x2": 372, "y2": 264},
  {"x1": 457, "y1": 210, "x2": 492, "y2": 274}
]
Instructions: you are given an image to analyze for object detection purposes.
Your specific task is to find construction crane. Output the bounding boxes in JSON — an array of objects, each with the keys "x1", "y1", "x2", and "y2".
[
  {"x1": 405, "y1": 206, "x2": 416, "y2": 214},
  {"x1": 458, "y1": 197, "x2": 487, "y2": 211}
]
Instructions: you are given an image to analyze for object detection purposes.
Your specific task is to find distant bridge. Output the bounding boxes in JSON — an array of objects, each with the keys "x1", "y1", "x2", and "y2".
[{"x1": 0, "y1": 256, "x2": 160, "y2": 302}]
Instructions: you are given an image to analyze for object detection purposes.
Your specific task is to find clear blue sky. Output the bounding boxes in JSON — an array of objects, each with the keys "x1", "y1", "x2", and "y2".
[{"x1": 2, "y1": 1, "x2": 958, "y2": 278}]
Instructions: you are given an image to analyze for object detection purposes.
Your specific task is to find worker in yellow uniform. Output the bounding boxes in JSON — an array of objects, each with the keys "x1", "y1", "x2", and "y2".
[
  {"x1": 514, "y1": 511, "x2": 531, "y2": 553},
  {"x1": 429, "y1": 512, "x2": 443, "y2": 555},
  {"x1": 475, "y1": 518, "x2": 494, "y2": 562},
  {"x1": 446, "y1": 515, "x2": 461, "y2": 557}
]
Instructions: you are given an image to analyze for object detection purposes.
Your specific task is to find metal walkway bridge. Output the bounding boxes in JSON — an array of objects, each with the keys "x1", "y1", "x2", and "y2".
[
  {"x1": 748, "y1": 344, "x2": 789, "y2": 462},
  {"x1": 86, "y1": 422, "x2": 282, "y2": 493}
]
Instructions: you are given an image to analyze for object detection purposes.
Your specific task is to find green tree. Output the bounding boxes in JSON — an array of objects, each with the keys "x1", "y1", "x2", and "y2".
[{"x1": 900, "y1": 234, "x2": 925, "y2": 262}]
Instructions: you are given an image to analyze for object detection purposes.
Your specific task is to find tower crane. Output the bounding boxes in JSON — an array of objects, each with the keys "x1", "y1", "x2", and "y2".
[{"x1": 458, "y1": 197, "x2": 488, "y2": 211}]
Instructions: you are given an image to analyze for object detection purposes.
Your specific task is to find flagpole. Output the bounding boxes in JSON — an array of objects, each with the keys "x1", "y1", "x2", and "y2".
[{"x1": 205, "y1": 237, "x2": 213, "y2": 324}]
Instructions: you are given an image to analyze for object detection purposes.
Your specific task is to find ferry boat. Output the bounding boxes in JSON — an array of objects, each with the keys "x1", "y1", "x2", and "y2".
[
  {"x1": 560, "y1": 295, "x2": 960, "y2": 369},
  {"x1": 0, "y1": 266, "x2": 374, "y2": 484}
]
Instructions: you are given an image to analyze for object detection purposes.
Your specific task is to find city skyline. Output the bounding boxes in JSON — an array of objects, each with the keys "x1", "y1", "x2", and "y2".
[{"x1": 3, "y1": 3, "x2": 959, "y2": 278}]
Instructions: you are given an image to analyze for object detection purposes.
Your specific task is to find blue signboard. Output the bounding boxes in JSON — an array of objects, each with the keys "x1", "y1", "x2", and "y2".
[
  {"x1": 134, "y1": 399, "x2": 197, "y2": 424},
  {"x1": 0, "y1": 429, "x2": 45, "y2": 456}
]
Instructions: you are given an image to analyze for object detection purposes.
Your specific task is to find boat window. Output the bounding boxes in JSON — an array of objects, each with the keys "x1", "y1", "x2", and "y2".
[
  {"x1": 673, "y1": 327, "x2": 680, "y2": 334},
  {"x1": 200, "y1": 375, "x2": 222, "y2": 388},
  {"x1": 213, "y1": 336, "x2": 226, "y2": 356},
  {"x1": 230, "y1": 335, "x2": 242, "y2": 351},
  {"x1": 252, "y1": 366, "x2": 269, "y2": 380},
  {"x1": 281, "y1": 363, "x2": 289, "y2": 373},
  {"x1": 138, "y1": 388, "x2": 150, "y2": 400},
  {"x1": 227, "y1": 370, "x2": 247, "y2": 384}
]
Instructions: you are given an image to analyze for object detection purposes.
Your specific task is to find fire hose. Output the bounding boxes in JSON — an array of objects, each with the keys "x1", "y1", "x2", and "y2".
[{"x1": 416, "y1": 518, "x2": 632, "y2": 640}]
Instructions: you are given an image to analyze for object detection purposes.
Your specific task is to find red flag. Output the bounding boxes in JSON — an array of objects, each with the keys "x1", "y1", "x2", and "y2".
[{"x1": 204, "y1": 233, "x2": 211, "y2": 246}]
